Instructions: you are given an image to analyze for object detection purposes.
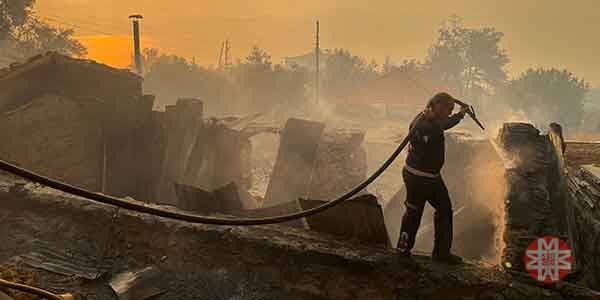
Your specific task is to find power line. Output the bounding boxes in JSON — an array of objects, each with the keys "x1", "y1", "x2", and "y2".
[
  {"x1": 43, "y1": 13, "x2": 130, "y2": 35},
  {"x1": 40, "y1": 11, "x2": 215, "y2": 42},
  {"x1": 41, "y1": 10, "x2": 165, "y2": 33},
  {"x1": 41, "y1": 16, "x2": 116, "y2": 36},
  {"x1": 38, "y1": 13, "x2": 235, "y2": 61}
]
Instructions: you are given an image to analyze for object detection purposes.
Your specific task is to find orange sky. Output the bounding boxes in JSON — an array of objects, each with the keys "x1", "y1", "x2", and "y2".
[
  {"x1": 37, "y1": 0, "x2": 600, "y2": 86},
  {"x1": 77, "y1": 35, "x2": 131, "y2": 67}
]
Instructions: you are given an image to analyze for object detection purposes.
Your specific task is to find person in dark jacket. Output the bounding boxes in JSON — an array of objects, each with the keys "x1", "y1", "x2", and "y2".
[{"x1": 397, "y1": 92, "x2": 467, "y2": 264}]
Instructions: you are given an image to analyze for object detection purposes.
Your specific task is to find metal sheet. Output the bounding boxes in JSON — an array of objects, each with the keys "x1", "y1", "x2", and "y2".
[
  {"x1": 109, "y1": 266, "x2": 165, "y2": 300},
  {"x1": 19, "y1": 242, "x2": 112, "y2": 280}
]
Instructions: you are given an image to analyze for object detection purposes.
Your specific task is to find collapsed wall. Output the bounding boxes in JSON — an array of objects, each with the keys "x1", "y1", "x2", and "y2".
[
  {"x1": 0, "y1": 95, "x2": 105, "y2": 191},
  {"x1": 0, "y1": 53, "x2": 254, "y2": 209},
  {"x1": 307, "y1": 129, "x2": 367, "y2": 200},
  {"x1": 0, "y1": 53, "x2": 150, "y2": 198}
]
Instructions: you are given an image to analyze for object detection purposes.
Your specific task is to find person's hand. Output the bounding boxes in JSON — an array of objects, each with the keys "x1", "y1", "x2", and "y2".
[{"x1": 458, "y1": 105, "x2": 470, "y2": 115}]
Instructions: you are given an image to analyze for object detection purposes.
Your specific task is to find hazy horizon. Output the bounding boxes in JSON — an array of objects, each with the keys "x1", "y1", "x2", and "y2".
[{"x1": 38, "y1": 0, "x2": 600, "y2": 86}]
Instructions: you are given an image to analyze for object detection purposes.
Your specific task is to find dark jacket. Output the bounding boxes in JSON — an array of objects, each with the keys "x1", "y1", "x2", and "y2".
[{"x1": 405, "y1": 111, "x2": 465, "y2": 174}]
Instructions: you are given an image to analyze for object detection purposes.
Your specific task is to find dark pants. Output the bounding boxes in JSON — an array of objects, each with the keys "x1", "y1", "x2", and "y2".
[{"x1": 397, "y1": 168, "x2": 453, "y2": 257}]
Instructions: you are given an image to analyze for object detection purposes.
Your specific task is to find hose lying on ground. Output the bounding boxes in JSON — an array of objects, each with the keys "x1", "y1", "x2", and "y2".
[
  {"x1": 0, "y1": 126, "x2": 415, "y2": 225},
  {"x1": 0, "y1": 279, "x2": 63, "y2": 300}
]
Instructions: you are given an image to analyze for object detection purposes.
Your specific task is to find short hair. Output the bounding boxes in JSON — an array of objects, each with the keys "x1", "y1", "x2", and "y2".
[{"x1": 427, "y1": 92, "x2": 456, "y2": 108}]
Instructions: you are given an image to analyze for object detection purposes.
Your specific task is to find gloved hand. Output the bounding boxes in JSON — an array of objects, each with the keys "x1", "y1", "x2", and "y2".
[{"x1": 458, "y1": 105, "x2": 470, "y2": 114}]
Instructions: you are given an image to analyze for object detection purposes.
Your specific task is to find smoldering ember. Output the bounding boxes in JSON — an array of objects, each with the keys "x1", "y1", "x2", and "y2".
[{"x1": 1, "y1": 3, "x2": 600, "y2": 300}]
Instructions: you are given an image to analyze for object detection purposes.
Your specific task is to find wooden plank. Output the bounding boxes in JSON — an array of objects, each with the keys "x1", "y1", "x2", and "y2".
[
  {"x1": 173, "y1": 183, "x2": 218, "y2": 214},
  {"x1": 262, "y1": 118, "x2": 324, "y2": 210},
  {"x1": 157, "y1": 99, "x2": 203, "y2": 205},
  {"x1": 300, "y1": 194, "x2": 391, "y2": 247},
  {"x1": 174, "y1": 182, "x2": 257, "y2": 214},
  {"x1": 155, "y1": 105, "x2": 178, "y2": 204},
  {"x1": 184, "y1": 123, "x2": 251, "y2": 194},
  {"x1": 133, "y1": 94, "x2": 156, "y2": 202}
]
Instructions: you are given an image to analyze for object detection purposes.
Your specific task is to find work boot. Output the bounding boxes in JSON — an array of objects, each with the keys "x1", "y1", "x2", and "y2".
[
  {"x1": 398, "y1": 249, "x2": 412, "y2": 258},
  {"x1": 431, "y1": 253, "x2": 463, "y2": 265}
]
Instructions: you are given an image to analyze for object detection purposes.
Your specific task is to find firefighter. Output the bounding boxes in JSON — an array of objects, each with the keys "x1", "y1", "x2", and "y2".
[{"x1": 397, "y1": 92, "x2": 467, "y2": 264}]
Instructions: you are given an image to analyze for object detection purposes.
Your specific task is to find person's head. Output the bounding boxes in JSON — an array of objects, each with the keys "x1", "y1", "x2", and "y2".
[{"x1": 426, "y1": 92, "x2": 456, "y2": 120}]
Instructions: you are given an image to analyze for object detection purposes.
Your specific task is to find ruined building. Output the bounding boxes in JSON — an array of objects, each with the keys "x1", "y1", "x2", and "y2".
[{"x1": 0, "y1": 53, "x2": 254, "y2": 207}]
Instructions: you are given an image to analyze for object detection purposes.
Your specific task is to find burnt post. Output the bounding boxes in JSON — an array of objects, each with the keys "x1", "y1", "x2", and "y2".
[{"x1": 129, "y1": 14, "x2": 143, "y2": 76}]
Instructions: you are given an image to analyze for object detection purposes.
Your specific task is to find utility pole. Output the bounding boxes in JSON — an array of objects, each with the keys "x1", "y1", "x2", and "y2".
[
  {"x1": 218, "y1": 41, "x2": 225, "y2": 70},
  {"x1": 129, "y1": 14, "x2": 144, "y2": 75},
  {"x1": 224, "y1": 39, "x2": 231, "y2": 69},
  {"x1": 315, "y1": 20, "x2": 320, "y2": 105},
  {"x1": 224, "y1": 39, "x2": 232, "y2": 77}
]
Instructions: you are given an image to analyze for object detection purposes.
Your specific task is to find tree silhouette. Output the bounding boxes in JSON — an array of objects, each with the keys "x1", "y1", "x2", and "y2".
[
  {"x1": 0, "y1": 0, "x2": 35, "y2": 40},
  {"x1": 425, "y1": 16, "x2": 509, "y2": 101},
  {"x1": 501, "y1": 67, "x2": 590, "y2": 130},
  {"x1": 322, "y1": 48, "x2": 379, "y2": 99},
  {"x1": 1, "y1": 0, "x2": 85, "y2": 61},
  {"x1": 233, "y1": 46, "x2": 309, "y2": 115}
]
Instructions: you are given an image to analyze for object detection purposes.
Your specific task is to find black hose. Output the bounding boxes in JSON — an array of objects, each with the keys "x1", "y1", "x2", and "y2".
[
  {"x1": 0, "y1": 279, "x2": 63, "y2": 300},
  {"x1": 0, "y1": 131, "x2": 413, "y2": 226}
]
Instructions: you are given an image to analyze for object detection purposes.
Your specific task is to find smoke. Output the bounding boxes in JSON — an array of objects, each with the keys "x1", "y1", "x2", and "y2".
[{"x1": 464, "y1": 141, "x2": 507, "y2": 264}]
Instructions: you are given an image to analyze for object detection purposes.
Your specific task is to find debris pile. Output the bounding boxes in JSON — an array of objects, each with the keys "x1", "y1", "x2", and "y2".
[
  {"x1": 565, "y1": 141, "x2": 600, "y2": 166},
  {"x1": 565, "y1": 165, "x2": 600, "y2": 288}
]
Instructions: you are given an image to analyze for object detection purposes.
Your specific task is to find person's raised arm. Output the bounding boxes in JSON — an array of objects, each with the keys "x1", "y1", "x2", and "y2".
[{"x1": 440, "y1": 108, "x2": 466, "y2": 130}]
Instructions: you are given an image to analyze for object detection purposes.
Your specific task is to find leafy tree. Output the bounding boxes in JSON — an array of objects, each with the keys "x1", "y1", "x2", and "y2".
[
  {"x1": 501, "y1": 68, "x2": 590, "y2": 130},
  {"x1": 1, "y1": 0, "x2": 85, "y2": 61},
  {"x1": 425, "y1": 16, "x2": 509, "y2": 100},
  {"x1": 245, "y1": 46, "x2": 272, "y2": 69},
  {"x1": 0, "y1": 0, "x2": 34, "y2": 40},
  {"x1": 9, "y1": 17, "x2": 85, "y2": 58},
  {"x1": 321, "y1": 48, "x2": 379, "y2": 99}
]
